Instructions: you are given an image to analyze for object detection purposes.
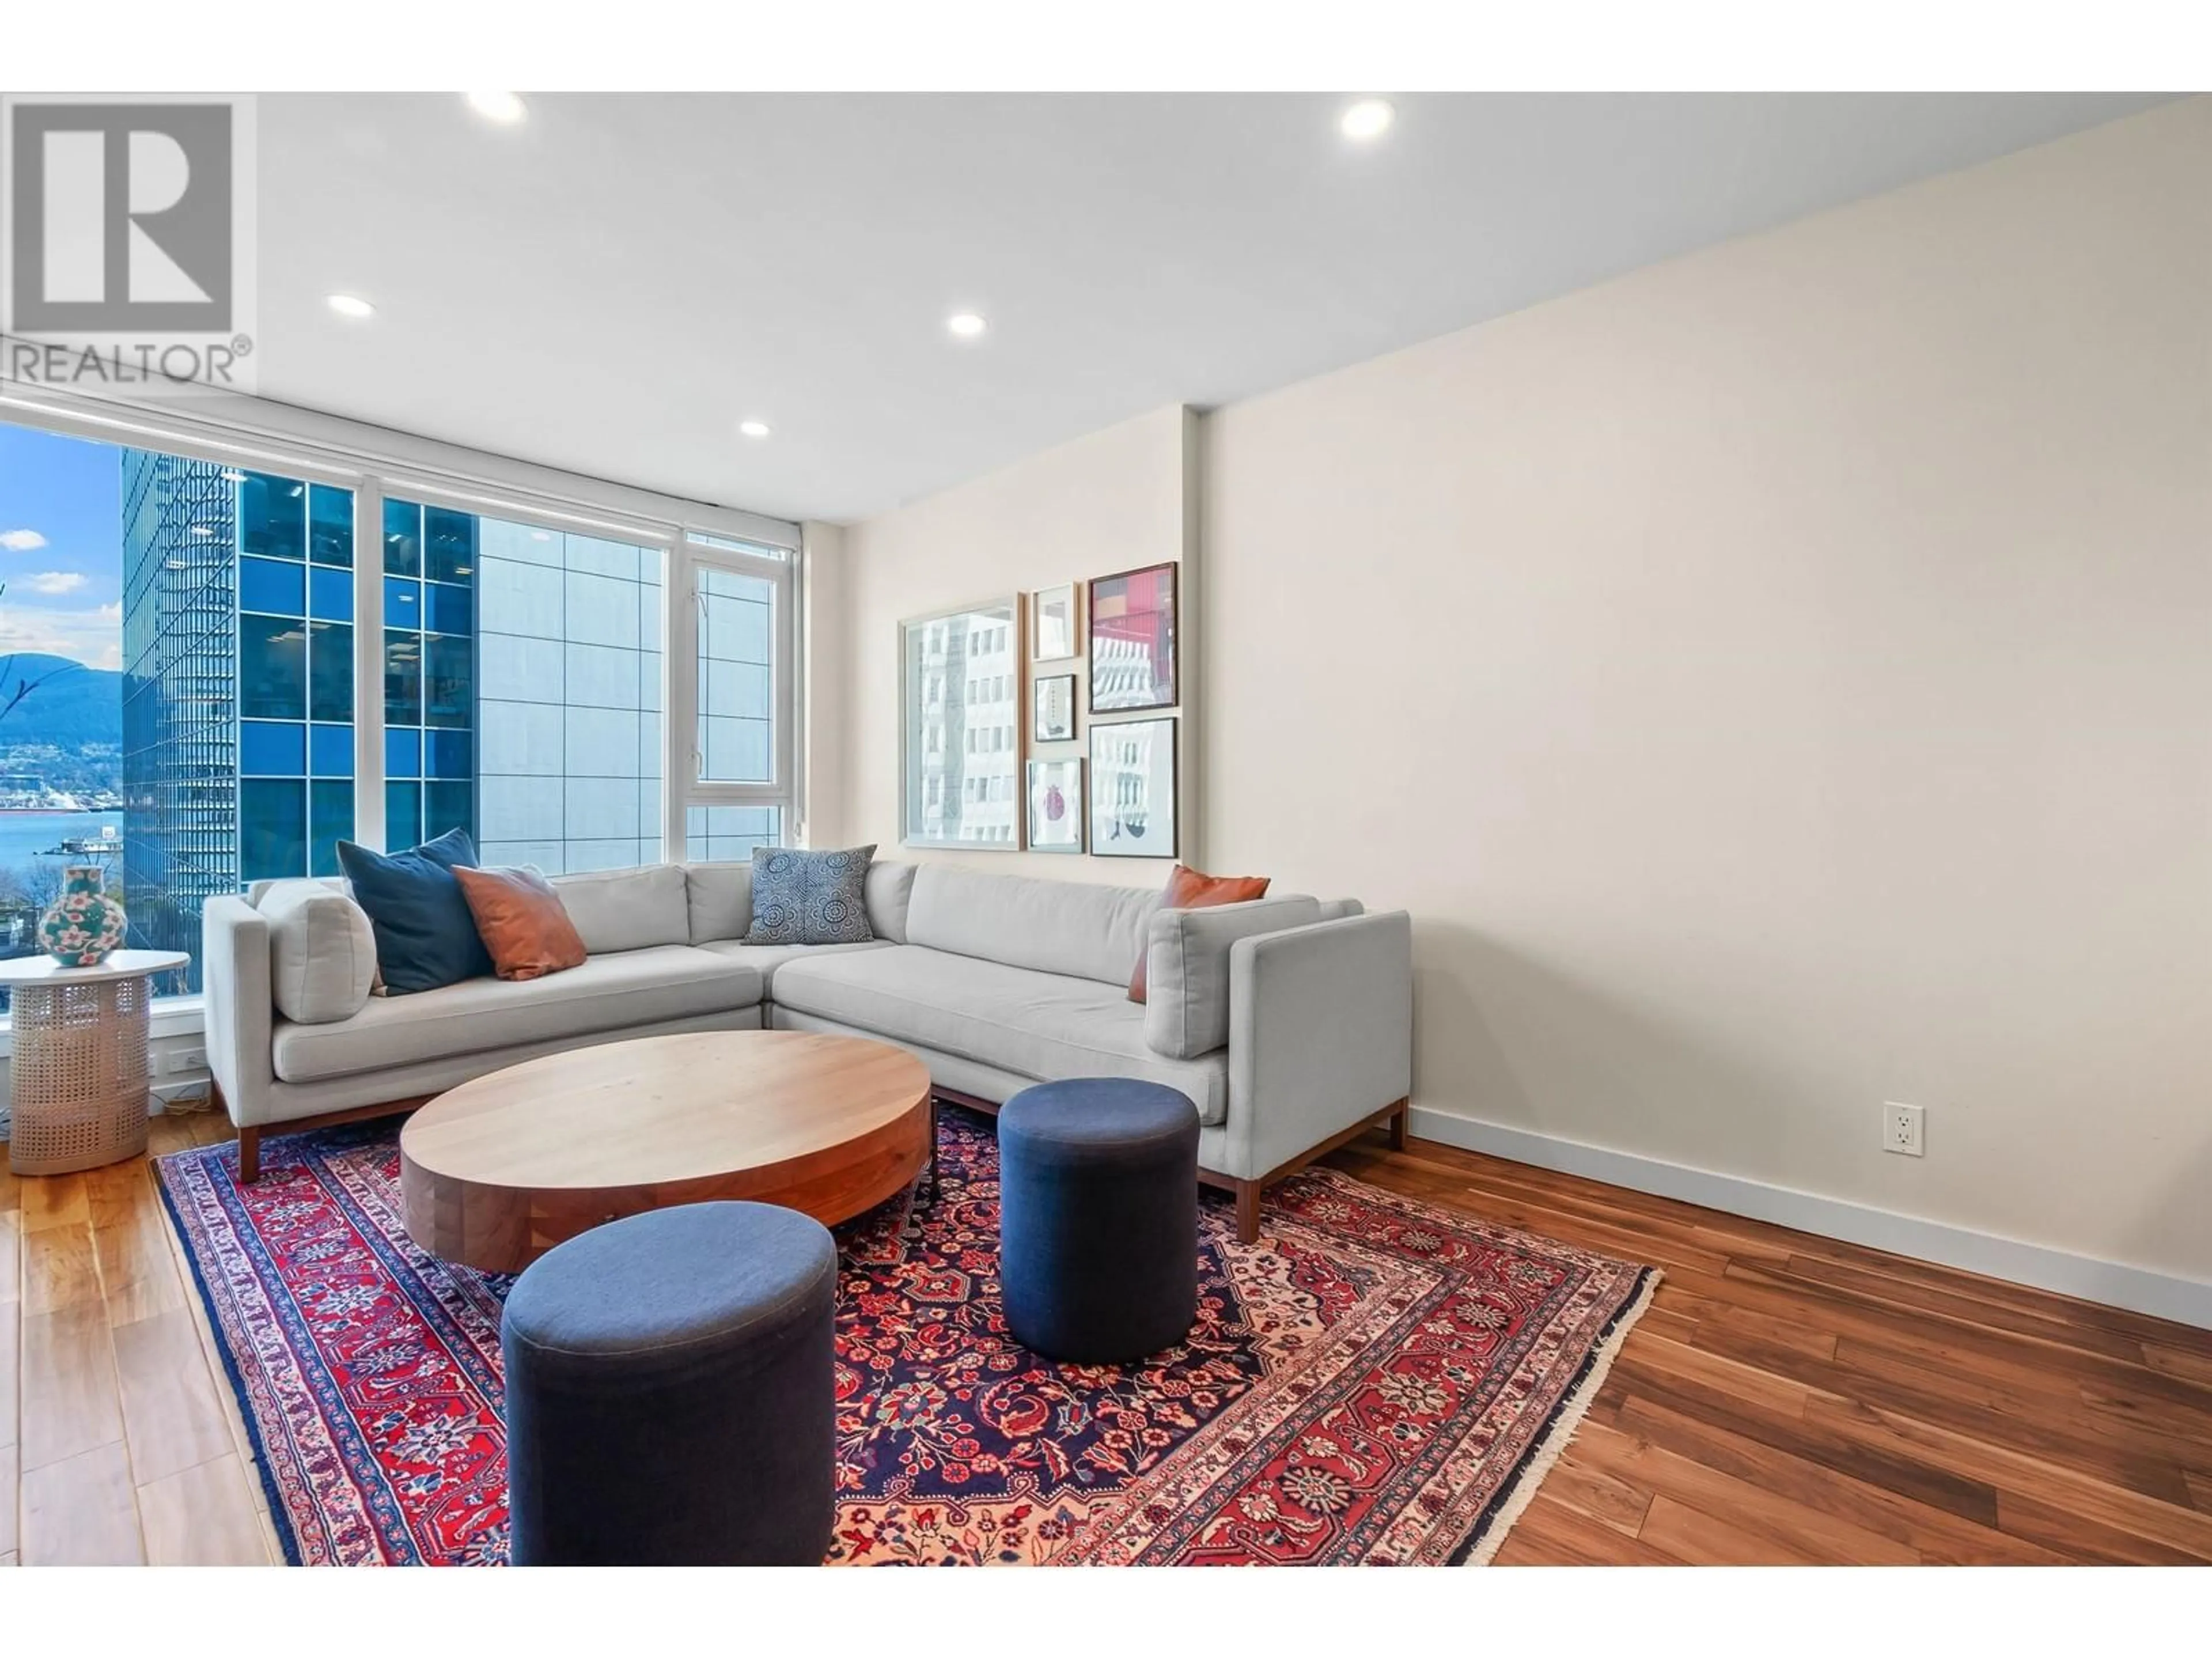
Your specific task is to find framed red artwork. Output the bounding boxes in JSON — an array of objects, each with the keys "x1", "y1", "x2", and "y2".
[{"x1": 1087, "y1": 560, "x2": 1177, "y2": 713}]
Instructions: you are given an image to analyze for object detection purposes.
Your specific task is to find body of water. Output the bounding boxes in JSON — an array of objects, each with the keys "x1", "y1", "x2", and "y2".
[{"x1": 0, "y1": 809, "x2": 125, "y2": 874}]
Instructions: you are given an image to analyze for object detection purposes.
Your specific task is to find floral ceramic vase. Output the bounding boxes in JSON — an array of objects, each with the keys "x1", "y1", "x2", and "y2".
[{"x1": 40, "y1": 864, "x2": 127, "y2": 967}]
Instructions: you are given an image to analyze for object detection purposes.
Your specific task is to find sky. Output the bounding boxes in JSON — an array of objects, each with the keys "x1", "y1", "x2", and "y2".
[{"x1": 0, "y1": 422, "x2": 125, "y2": 671}]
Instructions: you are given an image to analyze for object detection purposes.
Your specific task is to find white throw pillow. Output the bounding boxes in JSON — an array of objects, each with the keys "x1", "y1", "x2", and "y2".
[{"x1": 257, "y1": 881, "x2": 378, "y2": 1024}]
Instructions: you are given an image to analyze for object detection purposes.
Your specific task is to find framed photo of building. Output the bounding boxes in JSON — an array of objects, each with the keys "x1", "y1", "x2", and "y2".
[
  {"x1": 1033, "y1": 672, "x2": 1077, "y2": 743},
  {"x1": 900, "y1": 597, "x2": 1023, "y2": 849},
  {"x1": 1088, "y1": 562, "x2": 1177, "y2": 712},
  {"x1": 1089, "y1": 717, "x2": 1176, "y2": 858},
  {"x1": 1032, "y1": 583, "x2": 1078, "y2": 662},
  {"x1": 1027, "y1": 758, "x2": 1085, "y2": 853}
]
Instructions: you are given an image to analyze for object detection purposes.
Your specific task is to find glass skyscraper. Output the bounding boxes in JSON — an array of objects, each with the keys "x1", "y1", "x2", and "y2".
[
  {"x1": 120, "y1": 453, "x2": 370, "y2": 988},
  {"x1": 121, "y1": 457, "x2": 404, "y2": 988}
]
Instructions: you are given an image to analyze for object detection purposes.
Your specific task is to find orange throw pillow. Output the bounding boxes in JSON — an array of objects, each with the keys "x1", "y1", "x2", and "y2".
[
  {"x1": 453, "y1": 865, "x2": 588, "y2": 982},
  {"x1": 1129, "y1": 863, "x2": 1272, "y2": 1003}
]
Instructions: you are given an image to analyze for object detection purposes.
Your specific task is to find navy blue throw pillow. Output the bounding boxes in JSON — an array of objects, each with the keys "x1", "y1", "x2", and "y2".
[{"x1": 336, "y1": 827, "x2": 495, "y2": 995}]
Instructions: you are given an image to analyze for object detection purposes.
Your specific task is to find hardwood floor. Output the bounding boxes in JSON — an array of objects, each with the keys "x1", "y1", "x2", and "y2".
[
  {"x1": 1328, "y1": 1135, "x2": 2212, "y2": 1565},
  {"x1": 2, "y1": 1109, "x2": 2208, "y2": 1566},
  {"x1": 2, "y1": 1110, "x2": 280, "y2": 1566}
]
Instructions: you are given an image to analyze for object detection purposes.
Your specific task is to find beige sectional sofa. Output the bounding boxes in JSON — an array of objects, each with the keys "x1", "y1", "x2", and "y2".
[{"x1": 203, "y1": 859, "x2": 1413, "y2": 1240}]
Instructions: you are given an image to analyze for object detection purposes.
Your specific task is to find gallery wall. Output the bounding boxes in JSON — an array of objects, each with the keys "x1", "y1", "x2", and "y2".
[
  {"x1": 835, "y1": 403, "x2": 1200, "y2": 884},
  {"x1": 829, "y1": 99, "x2": 2211, "y2": 1288}
]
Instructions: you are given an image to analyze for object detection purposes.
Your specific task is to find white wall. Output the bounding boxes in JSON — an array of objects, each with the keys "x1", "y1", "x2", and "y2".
[
  {"x1": 831, "y1": 100, "x2": 2212, "y2": 1287},
  {"x1": 835, "y1": 404, "x2": 1199, "y2": 884},
  {"x1": 800, "y1": 520, "x2": 850, "y2": 847}
]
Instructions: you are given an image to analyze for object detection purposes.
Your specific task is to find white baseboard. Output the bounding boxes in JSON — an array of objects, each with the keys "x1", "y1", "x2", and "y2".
[{"x1": 1408, "y1": 1107, "x2": 2212, "y2": 1332}]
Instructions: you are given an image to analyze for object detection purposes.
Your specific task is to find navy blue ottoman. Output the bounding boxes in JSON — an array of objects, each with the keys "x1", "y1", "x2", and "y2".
[
  {"x1": 502, "y1": 1201, "x2": 838, "y2": 1566},
  {"x1": 998, "y1": 1079, "x2": 1200, "y2": 1363}
]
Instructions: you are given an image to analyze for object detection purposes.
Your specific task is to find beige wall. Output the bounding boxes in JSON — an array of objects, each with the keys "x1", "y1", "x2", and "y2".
[
  {"x1": 832, "y1": 100, "x2": 2212, "y2": 1282},
  {"x1": 835, "y1": 403, "x2": 1199, "y2": 884}
]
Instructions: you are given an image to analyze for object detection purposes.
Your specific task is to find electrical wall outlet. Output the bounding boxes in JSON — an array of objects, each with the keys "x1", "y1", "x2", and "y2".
[
  {"x1": 166, "y1": 1047, "x2": 208, "y2": 1075},
  {"x1": 1883, "y1": 1101, "x2": 1926, "y2": 1157}
]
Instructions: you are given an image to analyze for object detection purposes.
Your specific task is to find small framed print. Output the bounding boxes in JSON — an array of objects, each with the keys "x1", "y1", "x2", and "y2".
[
  {"x1": 1088, "y1": 562, "x2": 1177, "y2": 712},
  {"x1": 1089, "y1": 717, "x2": 1176, "y2": 858},
  {"x1": 1033, "y1": 672, "x2": 1077, "y2": 743},
  {"x1": 1032, "y1": 583, "x2": 1078, "y2": 662},
  {"x1": 1027, "y1": 758, "x2": 1085, "y2": 853}
]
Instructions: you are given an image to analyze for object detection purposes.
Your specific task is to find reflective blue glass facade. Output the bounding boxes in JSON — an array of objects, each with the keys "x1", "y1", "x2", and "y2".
[
  {"x1": 121, "y1": 457, "x2": 360, "y2": 985},
  {"x1": 380, "y1": 499, "x2": 477, "y2": 849}
]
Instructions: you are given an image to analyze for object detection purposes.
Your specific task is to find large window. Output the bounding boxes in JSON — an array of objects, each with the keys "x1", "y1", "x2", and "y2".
[
  {"x1": 0, "y1": 408, "x2": 798, "y2": 1007},
  {"x1": 473, "y1": 516, "x2": 664, "y2": 873},
  {"x1": 681, "y1": 541, "x2": 794, "y2": 862}
]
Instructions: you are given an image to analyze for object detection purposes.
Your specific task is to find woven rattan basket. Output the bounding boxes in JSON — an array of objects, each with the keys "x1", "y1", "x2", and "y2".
[{"x1": 7, "y1": 976, "x2": 153, "y2": 1175}]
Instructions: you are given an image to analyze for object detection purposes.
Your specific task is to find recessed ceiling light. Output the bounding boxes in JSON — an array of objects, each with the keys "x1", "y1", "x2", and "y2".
[
  {"x1": 738, "y1": 420, "x2": 772, "y2": 440},
  {"x1": 325, "y1": 293, "x2": 375, "y2": 319},
  {"x1": 1339, "y1": 99, "x2": 1395, "y2": 141},
  {"x1": 946, "y1": 312, "x2": 987, "y2": 340},
  {"x1": 465, "y1": 91, "x2": 527, "y2": 126}
]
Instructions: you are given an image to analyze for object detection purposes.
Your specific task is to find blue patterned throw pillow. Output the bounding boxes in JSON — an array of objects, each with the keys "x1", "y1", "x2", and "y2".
[{"x1": 745, "y1": 845, "x2": 877, "y2": 946}]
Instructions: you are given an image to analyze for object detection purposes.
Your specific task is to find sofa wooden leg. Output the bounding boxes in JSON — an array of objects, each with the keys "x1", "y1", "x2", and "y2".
[
  {"x1": 1389, "y1": 1101, "x2": 1410, "y2": 1151},
  {"x1": 237, "y1": 1126, "x2": 260, "y2": 1185},
  {"x1": 1234, "y1": 1179, "x2": 1262, "y2": 1245}
]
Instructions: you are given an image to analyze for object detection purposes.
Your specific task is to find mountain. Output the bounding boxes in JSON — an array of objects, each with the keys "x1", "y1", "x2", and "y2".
[{"x1": 0, "y1": 653, "x2": 123, "y2": 748}]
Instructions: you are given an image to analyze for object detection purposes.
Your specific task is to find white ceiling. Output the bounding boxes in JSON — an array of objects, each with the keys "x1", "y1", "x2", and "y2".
[{"x1": 253, "y1": 92, "x2": 2171, "y2": 524}]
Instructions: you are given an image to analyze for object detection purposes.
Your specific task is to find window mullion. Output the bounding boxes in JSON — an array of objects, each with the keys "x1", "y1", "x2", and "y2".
[{"x1": 353, "y1": 475, "x2": 387, "y2": 850}]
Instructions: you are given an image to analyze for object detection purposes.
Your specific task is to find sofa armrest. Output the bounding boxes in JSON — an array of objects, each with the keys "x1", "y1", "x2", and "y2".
[
  {"x1": 202, "y1": 894, "x2": 277, "y2": 1127},
  {"x1": 1142, "y1": 895, "x2": 1323, "y2": 1059},
  {"x1": 1221, "y1": 911, "x2": 1412, "y2": 1181}
]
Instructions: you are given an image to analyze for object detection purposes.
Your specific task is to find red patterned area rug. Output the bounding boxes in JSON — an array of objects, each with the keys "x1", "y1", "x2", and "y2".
[{"x1": 156, "y1": 1107, "x2": 1655, "y2": 1566}]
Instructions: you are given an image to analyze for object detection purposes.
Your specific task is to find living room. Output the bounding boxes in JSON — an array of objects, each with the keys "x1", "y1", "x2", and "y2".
[{"x1": 3, "y1": 5, "x2": 2209, "y2": 1643}]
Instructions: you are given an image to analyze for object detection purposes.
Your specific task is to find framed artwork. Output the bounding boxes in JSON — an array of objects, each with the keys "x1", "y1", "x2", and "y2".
[
  {"x1": 1088, "y1": 561, "x2": 1177, "y2": 712},
  {"x1": 1032, "y1": 583, "x2": 1078, "y2": 662},
  {"x1": 1027, "y1": 758, "x2": 1085, "y2": 853},
  {"x1": 900, "y1": 597, "x2": 1024, "y2": 849},
  {"x1": 1089, "y1": 717, "x2": 1176, "y2": 858},
  {"x1": 1033, "y1": 672, "x2": 1077, "y2": 743}
]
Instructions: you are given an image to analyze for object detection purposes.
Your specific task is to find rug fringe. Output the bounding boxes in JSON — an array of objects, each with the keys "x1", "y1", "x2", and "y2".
[{"x1": 1460, "y1": 1267, "x2": 1664, "y2": 1566}]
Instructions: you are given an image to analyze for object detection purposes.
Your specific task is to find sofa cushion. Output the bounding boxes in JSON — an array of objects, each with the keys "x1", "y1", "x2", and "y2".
[
  {"x1": 550, "y1": 864, "x2": 690, "y2": 954},
  {"x1": 1142, "y1": 896, "x2": 1322, "y2": 1060},
  {"x1": 770, "y1": 945, "x2": 1228, "y2": 1125},
  {"x1": 747, "y1": 845, "x2": 875, "y2": 946},
  {"x1": 1313, "y1": 899, "x2": 1365, "y2": 923},
  {"x1": 865, "y1": 861, "x2": 916, "y2": 944},
  {"x1": 904, "y1": 866, "x2": 1162, "y2": 987},
  {"x1": 1128, "y1": 863, "x2": 1272, "y2": 1002},
  {"x1": 256, "y1": 880, "x2": 377, "y2": 1025},
  {"x1": 336, "y1": 827, "x2": 494, "y2": 995},
  {"x1": 271, "y1": 945, "x2": 762, "y2": 1084},
  {"x1": 685, "y1": 862, "x2": 753, "y2": 944},
  {"x1": 455, "y1": 865, "x2": 587, "y2": 982},
  {"x1": 696, "y1": 938, "x2": 891, "y2": 994}
]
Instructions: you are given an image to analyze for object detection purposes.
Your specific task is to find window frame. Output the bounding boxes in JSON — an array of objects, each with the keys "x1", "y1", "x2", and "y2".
[
  {"x1": 670, "y1": 534, "x2": 800, "y2": 856},
  {"x1": 0, "y1": 384, "x2": 803, "y2": 1040}
]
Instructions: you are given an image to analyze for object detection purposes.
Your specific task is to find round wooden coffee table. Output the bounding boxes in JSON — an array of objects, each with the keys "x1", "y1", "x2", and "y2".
[{"x1": 399, "y1": 1030, "x2": 933, "y2": 1272}]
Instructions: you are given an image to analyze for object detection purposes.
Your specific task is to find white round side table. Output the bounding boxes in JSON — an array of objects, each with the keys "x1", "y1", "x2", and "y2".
[{"x1": 1, "y1": 949, "x2": 190, "y2": 1176}]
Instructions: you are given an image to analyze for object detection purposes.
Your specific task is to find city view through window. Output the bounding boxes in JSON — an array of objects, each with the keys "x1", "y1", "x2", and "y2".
[{"x1": 0, "y1": 420, "x2": 783, "y2": 1003}]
